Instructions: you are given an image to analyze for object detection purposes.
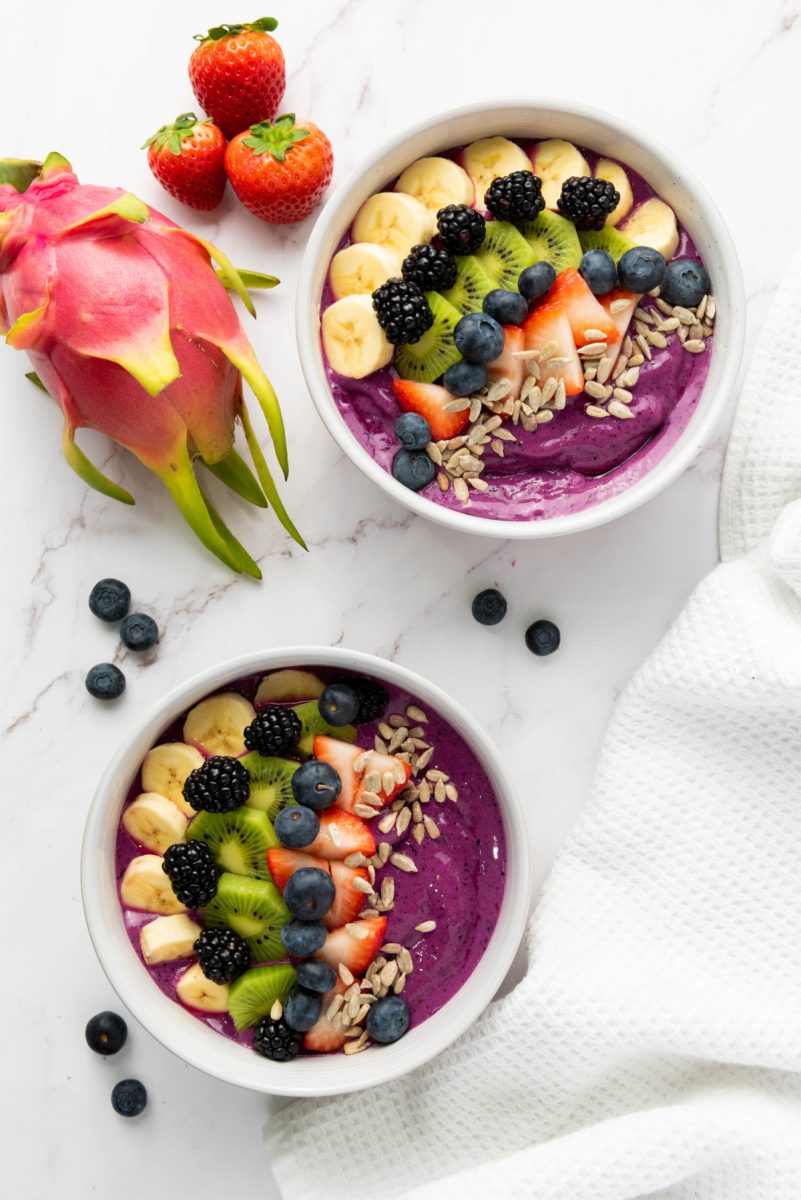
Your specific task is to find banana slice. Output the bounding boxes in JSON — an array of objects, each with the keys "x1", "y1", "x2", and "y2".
[
  {"x1": 620, "y1": 198, "x2": 679, "y2": 258},
  {"x1": 140, "y1": 913, "x2": 202, "y2": 965},
  {"x1": 462, "y1": 137, "x2": 531, "y2": 206},
  {"x1": 120, "y1": 854, "x2": 186, "y2": 915},
  {"x1": 176, "y1": 962, "x2": 230, "y2": 1013},
  {"x1": 351, "y1": 192, "x2": 433, "y2": 258},
  {"x1": 122, "y1": 792, "x2": 187, "y2": 855},
  {"x1": 183, "y1": 692, "x2": 255, "y2": 757},
  {"x1": 594, "y1": 158, "x2": 633, "y2": 226},
  {"x1": 141, "y1": 742, "x2": 204, "y2": 818},
  {"x1": 531, "y1": 139, "x2": 591, "y2": 210},
  {"x1": 255, "y1": 669, "x2": 325, "y2": 705},
  {"x1": 329, "y1": 242, "x2": 401, "y2": 299},
  {"x1": 321, "y1": 294, "x2": 393, "y2": 380},
  {"x1": 395, "y1": 156, "x2": 474, "y2": 215}
]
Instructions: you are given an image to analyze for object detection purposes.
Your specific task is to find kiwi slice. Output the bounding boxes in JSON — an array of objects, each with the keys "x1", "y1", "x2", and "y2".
[
  {"x1": 475, "y1": 221, "x2": 535, "y2": 290},
  {"x1": 395, "y1": 292, "x2": 463, "y2": 383},
  {"x1": 578, "y1": 226, "x2": 635, "y2": 263},
  {"x1": 291, "y1": 699, "x2": 356, "y2": 759},
  {"x1": 241, "y1": 752, "x2": 299, "y2": 818},
  {"x1": 204, "y1": 872, "x2": 289, "y2": 961},
  {"x1": 228, "y1": 963, "x2": 297, "y2": 1031},
  {"x1": 519, "y1": 211, "x2": 582, "y2": 273},
  {"x1": 187, "y1": 808, "x2": 278, "y2": 879},
  {"x1": 441, "y1": 255, "x2": 496, "y2": 314}
]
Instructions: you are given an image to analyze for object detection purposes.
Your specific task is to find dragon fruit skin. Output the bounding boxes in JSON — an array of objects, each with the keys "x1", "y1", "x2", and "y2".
[{"x1": 0, "y1": 153, "x2": 302, "y2": 578}]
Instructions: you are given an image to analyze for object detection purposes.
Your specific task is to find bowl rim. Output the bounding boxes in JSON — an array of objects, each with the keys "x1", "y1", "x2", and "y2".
[
  {"x1": 81, "y1": 645, "x2": 531, "y2": 1096},
  {"x1": 296, "y1": 96, "x2": 746, "y2": 539}
]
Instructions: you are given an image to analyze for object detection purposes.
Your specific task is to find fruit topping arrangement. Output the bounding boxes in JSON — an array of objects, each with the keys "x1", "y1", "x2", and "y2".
[{"x1": 321, "y1": 137, "x2": 715, "y2": 505}]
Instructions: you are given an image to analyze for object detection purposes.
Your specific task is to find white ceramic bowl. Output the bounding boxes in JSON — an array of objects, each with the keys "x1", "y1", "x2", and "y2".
[
  {"x1": 81, "y1": 647, "x2": 530, "y2": 1096},
  {"x1": 297, "y1": 99, "x2": 745, "y2": 538}
]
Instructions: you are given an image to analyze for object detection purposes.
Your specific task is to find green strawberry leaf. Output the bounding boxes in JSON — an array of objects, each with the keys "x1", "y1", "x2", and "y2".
[
  {"x1": 243, "y1": 114, "x2": 309, "y2": 162},
  {"x1": 194, "y1": 17, "x2": 277, "y2": 41},
  {"x1": 142, "y1": 113, "x2": 207, "y2": 155}
]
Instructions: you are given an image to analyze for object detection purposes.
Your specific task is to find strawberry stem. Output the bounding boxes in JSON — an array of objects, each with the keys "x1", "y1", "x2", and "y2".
[
  {"x1": 143, "y1": 113, "x2": 208, "y2": 155},
  {"x1": 242, "y1": 114, "x2": 309, "y2": 162},
  {"x1": 193, "y1": 17, "x2": 277, "y2": 41}
]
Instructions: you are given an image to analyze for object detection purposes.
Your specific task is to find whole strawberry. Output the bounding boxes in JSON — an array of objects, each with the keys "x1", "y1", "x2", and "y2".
[
  {"x1": 143, "y1": 113, "x2": 227, "y2": 211},
  {"x1": 189, "y1": 18, "x2": 285, "y2": 140},
  {"x1": 225, "y1": 113, "x2": 334, "y2": 224}
]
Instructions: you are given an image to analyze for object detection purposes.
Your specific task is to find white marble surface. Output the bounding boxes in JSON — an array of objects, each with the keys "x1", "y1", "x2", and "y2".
[{"x1": 1, "y1": 0, "x2": 798, "y2": 1195}]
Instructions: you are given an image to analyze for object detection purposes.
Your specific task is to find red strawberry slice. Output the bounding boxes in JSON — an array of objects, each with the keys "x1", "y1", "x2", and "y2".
[
  {"x1": 392, "y1": 379, "x2": 469, "y2": 442},
  {"x1": 598, "y1": 288, "x2": 638, "y2": 364},
  {"x1": 522, "y1": 302, "x2": 584, "y2": 397},
  {"x1": 354, "y1": 751, "x2": 411, "y2": 810},
  {"x1": 324, "y1": 862, "x2": 370, "y2": 929},
  {"x1": 266, "y1": 849, "x2": 329, "y2": 892},
  {"x1": 313, "y1": 736, "x2": 363, "y2": 814},
  {"x1": 548, "y1": 269, "x2": 618, "y2": 347},
  {"x1": 305, "y1": 809, "x2": 376, "y2": 862},
  {"x1": 314, "y1": 916, "x2": 387, "y2": 975},
  {"x1": 303, "y1": 979, "x2": 349, "y2": 1053},
  {"x1": 487, "y1": 324, "x2": 525, "y2": 402}
]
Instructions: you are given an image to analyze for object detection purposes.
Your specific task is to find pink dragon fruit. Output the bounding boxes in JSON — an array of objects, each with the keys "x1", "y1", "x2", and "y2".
[{"x1": 0, "y1": 152, "x2": 303, "y2": 578}]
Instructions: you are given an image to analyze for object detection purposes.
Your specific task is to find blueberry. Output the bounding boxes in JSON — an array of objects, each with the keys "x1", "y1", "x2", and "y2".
[
  {"x1": 88, "y1": 578, "x2": 131, "y2": 622},
  {"x1": 85, "y1": 663, "x2": 126, "y2": 700},
  {"x1": 518, "y1": 261, "x2": 556, "y2": 303},
  {"x1": 617, "y1": 246, "x2": 666, "y2": 294},
  {"x1": 394, "y1": 412, "x2": 431, "y2": 451},
  {"x1": 120, "y1": 612, "x2": 159, "y2": 652},
  {"x1": 111, "y1": 1079, "x2": 147, "y2": 1117},
  {"x1": 291, "y1": 760, "x2": 342, "y2": 811},
  {"x1": 453, "y1": 312, "x2": 504, "y2": 364},
  {"x1": 295, "y1": 959, "x2": 337, "y2": 994},
  {"x1": 283, "y1": 985, "x2": 323, "y2": 1032},
  {"x1": 366, "y1": 995, "x2": 410, "y2": 1044},
  {"x1": 660, "y1": 257, "x2": 711, "y2": 308},
  {"x1": 525, "y1": 619, "x2": 561, "y2": 656},
  {"x1": 579, "y1": 249, "x2": 618, "y2": 296},
  {"x1": 318, "y1": 683, "x2": 360, "y2": 727},
  {"x1": 482, "y1": 289, "x2": 528, "y2": 326},
  {"x1": 391, "y1": 449, "x2": 436, "y2": 492},
  {"x1": 283, "y1": 866, "x2": 335, "y2": 921},
  {"x1": 85, "y1": 1011, "x2": 128, "y2": 1055},
  {"x1": 274, "y1": 805, "x2": 320, "y2": 849},
  {"x1": 280, "y1": 918, "x2": 327, "y2": 957},
  {"x1": 442, "y1": 359, "x2": 488, "y2": 397},
  {"x1": 471, "y1": 588, "x2": 507, "y2": 626}
]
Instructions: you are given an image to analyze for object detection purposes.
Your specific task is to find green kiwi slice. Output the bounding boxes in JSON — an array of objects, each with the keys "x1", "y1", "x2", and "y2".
[
  {"x1": 204, "y1": 873, "x2": 289, "y2": 962},
  {"x1": 228, "y1": 964, "x2": 297, "y2": 1031},
  {"x1": 187, "y1": 808, "x2": 278, "y2": 879},
  {"x1": 440, "y1": 255, "x2": 497, "y2": 314},
  {"x1": 395, "y1": 292, "x2": 463, "y2": 383},
  {"x1": 519, "y1": 211, "x2": 582, "y2": 273},
  {"x1": 475, "y1": 221, "x2": 536, "y2": 290},
  {"x1": 578, "y1": 226, "x2": 636, "y2": 263},
  {"x1": 291, "y1": 699, "x2": 356, "y2": 759},
  {"x1": 241, "y1": 752, "x2": 299, "y2": 818}
]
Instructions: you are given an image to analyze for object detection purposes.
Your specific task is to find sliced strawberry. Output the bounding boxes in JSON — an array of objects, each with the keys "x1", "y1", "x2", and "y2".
[
  {"x1": 313, "y1": 736, "x2": 363, "y2": 814},
  {"x1": 303, "y1": 979, "x2": 349, "y2": 1053},
  {"x1": 487, "y1": 324, "x2": 525, "y2": 401},
  {"x1": 548, "y1": 269, "x2": 618, "y2": 347},
  {"x1": 324, "y1": 862, "x2": 370, "y2": 929},
  {"x1": 305, "y1": 809, "x2": 376, "y2": 862},
  {"x1": 598, "y1": 288, "x2": 638, "y2": 364},
  {"x1": 522, "y1": 302, "x2": 584, "y2": 397},
  {"x1": 314, "y1": 916, "x2": 387, "y2": 975},
  {"x1": 266, "y1": 849, "x2": 329, "y2": 892},
  {"x1": 392, "y1": 379, "x2": 469, "y2": 442},
  {"x1": 354, "y1": 750, "x2": 411, "y2": 810}
]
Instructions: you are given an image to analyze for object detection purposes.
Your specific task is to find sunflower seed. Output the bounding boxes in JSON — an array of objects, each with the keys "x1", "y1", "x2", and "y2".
[
  {"x1": 684, "y1": 339, "x2": 706, "y2": 353},
  {"x1": 354, "y1": 803, "x2": 376, "y2": 818},
  {"x1": 377, "y1": 723, "x2": 393, "y2": 741},
  {"x1": 390, "y1": 797, "x2": 405, "y2": 812},
  {"x1": 444, "y1": 396, "x2": 471, "y2": 413},
  {"x1": 390, "y1": 852, "x2": 418, "y2": 873},
  {"x1": 673, "y1": 306, "x2": 695, "y2": 326},
  {"x1": 270, "y1": 999, "x2": 283, "y2": 1020},
  {"x1": 612, "y1": 387, "x2": 633, "y2": 404},
  {"x1": 583, "y1": 327, "x2": 608, "y2": 341},
  {"x1": 426, "y1": 442, "x2": 443, "y2": 466},
  {"x1": 434, "y1": 780, "x2": 447, "y2": 803},
  {"x1": 417, "y1": 779, "x2": 431, "y2": 803},
  {"x1": 635, "y1": 334, "x2": 652, "y2": 361},
  {"x1": 378, "y1": 842, "x2": 391, "y2": 864},
  {"x1": 689, "y1": 322, "x2": 704, "y2": 341},
  {"x1": 373, "y1": 736, "x2": 388, "y2": 754},
  {"x1": 395, "y1": 806, "x2": 411, "y2": 836},
  {"x1": 412, "y1": 799, "x2": 423, "y2": 824},
  {"x1": 585, "y1": 404, "x2": 609, "y2": 419},
  {"x1": 343, "y1": 1036, "x2": 369, "y2": 1055},
  {"x1": 596, "y1": 355, "x2": 614, "y2": 385},
  {"x1": 427, "y1": 770, "x2": 448, "y2": 781},
  {"x1": 353, "y1": 876, "x2": 375, "y2": 895},
  {"x1": 623, "y1": 335, "x2": 634, "y2": 357},
  {"x1": 411, "y1": 823, "x2": 424, "y2": 844},
  {"x1": 628, "y1": 352, "x2": 644, "y2": 367},
  {"x1": 344, "y1": 852, "x2": 369, "y2": 868},
  {"x1": 617, "y1": 367, "x2": 640, "y2": 388},
  {"x1": 415, "y1": 920, "x2": 437, "y2": 933},
  {"x1": 646, "y1": 330, "x2": 667, "y2": 348},
  {"x1": 377, "y1": 810, "x2": 397, "y2": 834},
  {"x1": 584, "y1": 380, "x2": 609, "y2": 400},
  {"x1": 380, "y1": 960, "x2": 399, "y2": 987},
  {"x1": 578, "y1": 342, "x2": 608, "y2": 359},
  {"x1": 494, "y1": 426, "x2": 517, "y2": 442},
  {"x1": 381, "y1": 877, "x2": 395, "y2": 907},
  {"x1": 469, "y1": 396, "x2": 483, "y2": 423},
  {"x1": 353, "y1": 751, "x2": 370, "y2": 773},
  {"x1": 399, "y1": 947, "x2": 414, "y2": 975},
  {"x1": 608, "y1": 400, "x2": 636, "y2": 420},
  {"x1": 634, "y1": 306, "x2": 654, "y2": 324},
  {"x1": 329, "y1": 823, "x2": 343, "y2": 847},
  {"x1": 706, "y1": 297, "x2": 716, "y2": 320},
  {"x1": 512, "y1": 348, "x2": 540, "y2": 359},
  {"x1": 360, "y1": 907, "x2": 379, "y2": 918},
  {"x1": 454, "y1": 478, "x2": 469, "y2": 503},
  {"x1": 437, "y1": 472, "x2": 450, "y2": 492},
  {"x1": 388, "y1": 713, "x2": 406, "y2": 728},
  {"x1": 583, "y1": 365, "x2": 597, "y2": 382},
  {"x1": 359, "y1": 791, "x2": 383, "y2": 808},
  {"x1": 327, "y1": 994, "x2": 344, "y2": 1020},
  {"x1": 539, "y1": 339, "x2": 558, "y2": 360},
  {"x1": 490, "y1": 438, "x2": 505, "y2": 458},
  {"x1": 444, "y1": 782, "x2": 458, "y2": 801},
  {"x1": 677, "y1": 324, "x2": 688, "y2": 342},
  {"x1": 392, "y1": 973, "x2": 407, "y2": 994},
  {"x1": 657, "y1": 317, "x2": 680, "y2": 333},
  {"x1": 339, "y1": 963, "x2": 354, "y2": 986},
  {"x1": 545, "y1": 356, "x2": 572, "y2": 369},
  {"x1": 656, "y1": 297, "x2": 674, "y2": 315},
  {"x1": 612, "y1": 355, "x2": 628, "y2": 381},
  {"x1": 554, "y1": 380, "x2": 567, "y2": 410},
  {"x1": 346, "y1": 922, "x2": 370, "y2": 941},
  {"x1": 610, "y1": 298, "x2": 630, "y2": 314}
]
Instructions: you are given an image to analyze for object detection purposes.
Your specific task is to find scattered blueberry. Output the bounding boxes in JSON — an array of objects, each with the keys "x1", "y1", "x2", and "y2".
[
  {"x1": 579, "y1": 249, "x2": 618, "y2": 296},
  {"x1": 518, "y1": 261, "x2": 556, "y2": 303},
  {"x1": 442, "y1": 359, "x2": 488, "y2": 397},
  {"x1": 111, "y1": 1078, "x2": 147, "y2": 1117},
  {"x1": 88, "y1": 578, "x2": 131, "y2": 622},
  {"x1": 525, "y1": 619, "x2": 561, "y2": 656},
  {"x1": 660, "y1": 257, "x2": 711, "y2": 308},
  {"x1": 366, "y1": 995, "x2": 410, "y2": 1044},
  {"x1": 391, "y1": 449, "x2": 436, "y2": 492},
  {"x1": 394, "y1": 412, "x2": 432, "y2": 452},
  {"x1": 283, "y1": 866, "x2": 335, "y2": 921},
  {"x1": 280, "y1": 918, "x2": 327, "y2": 957},
  {"x1": 274, "y1": 804, "x2": 320, "y2": 849},
  {"x1": 291, "y1": 760, "x2": 342, "y2": 811},
  {"x1": 283, "y1": 985, "x2": 323, "y2": 1032},
  {"x1": 453, "y1": 312, "x2": 504, "y2": 364},
  {"x1": 85, "y1": 1011, "x2": 128, "y2": 1055},
  {"x1": 120, "y1": 612, "x2": 159, "y2": 652},
  {"x1": 617, "y1": 246, "x2": 666, "y2": 294},
  {"x1": 482, "y1": 288, "x2": 528, "y2": 326},
  {"x1": 471, "y1": 588, "x2": 508, "y2": 626},
  {"x1": 85, "y1": 663, "x2": 126, "y2": 700},
  {"x1": 319, "y1": 682, "x2": 360, "y2": 727},
  {"x1": 295, "y1": 959, "x2": 337, "y2": 994}
]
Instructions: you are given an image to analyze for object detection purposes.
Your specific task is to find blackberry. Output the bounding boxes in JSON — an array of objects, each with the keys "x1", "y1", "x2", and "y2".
[
  {"x1": 401, "y1": 243, "x2": 457, "y2": 291},
  {"x1": 162, "y1": 841, "x2": 218, "y2": 907},
  {"x1": 557, "y1": 176, "x2": 619, "y2": 231},
  {"x1": 194, "y1": 927, "x2": 250, "y2": 984},
  {"x1": 244, "y1": 706, "x2": 302, "y2": 756},
  {"x1": 436, "y1": 204, "x2": 486, "y2": 254},
  {"x1": 371, "y1": 278, "x2": 433, "y2": 346},
  {"x1": 484, "y1": 171, "x2": 544, "y2": 224},
  {"x1": 342, "y1": 676, "x2": 389, "y2": 725},
  {"x1": 252, "y1": 1014, "x2": 302, "y2": 1062},
  {"x1": 183, "y1": 755, "x2": 250, "y2": 813}
]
